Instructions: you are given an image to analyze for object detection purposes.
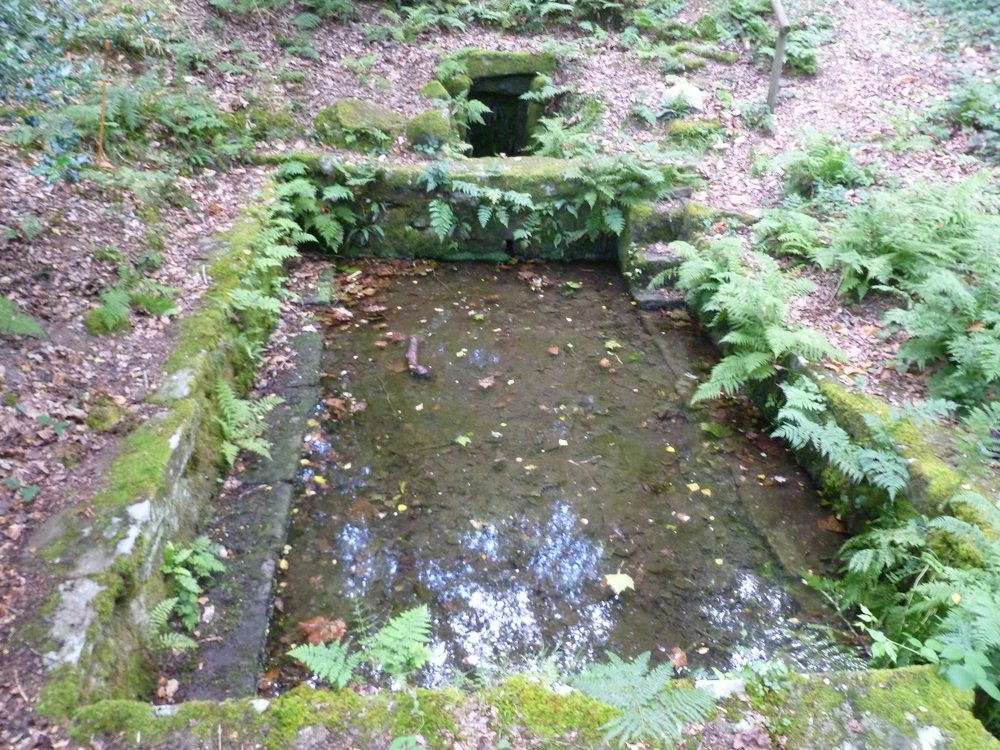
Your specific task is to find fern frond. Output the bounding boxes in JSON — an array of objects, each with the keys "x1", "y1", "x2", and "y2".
[
  {"x1": 158, "y1": 631, "x2": 199, "y2": 652},
  {"x1": 0, "y1": 297, "x2": 45, "y2": 337},
  {"x1": 148, "y1": 598, "x2": 178, "y2": 634},
  {"x1": 92, "y1": 287, "x2": 132, "y2": 332},
  {"x1": 289, "y1": 641, "x2": 363, "y2": 688},
  {"x1": 572, "y1": 651, "x2": 714, "y2": 746},
  {"x1": 365, "y1": 604, "x2": 431, "y2": 678}
]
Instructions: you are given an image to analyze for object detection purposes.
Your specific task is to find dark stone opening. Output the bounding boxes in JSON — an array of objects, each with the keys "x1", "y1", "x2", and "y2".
[{"x1": 467, "y1": 74, "x2": 537, "y2": 157}]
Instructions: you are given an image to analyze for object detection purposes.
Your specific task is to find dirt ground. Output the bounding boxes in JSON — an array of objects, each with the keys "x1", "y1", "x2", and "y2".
[{"x1": 1, "y1": 0, "x2": 995, "y2": 746}]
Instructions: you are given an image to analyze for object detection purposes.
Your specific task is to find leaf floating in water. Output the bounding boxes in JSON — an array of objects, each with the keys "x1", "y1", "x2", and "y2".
[
  {"x1": 603, "y1": 573, "x2": 635, "y2": 594},
  {"x1": 548, "y1": 346, "x2": 560, "y2": 356},
  {"x1": 297, "y1": 616, "x2": 347, "y2": 645},
  {"x1": 816, "y1": 515, "x2": 846, "y2": 533},
  {"x1": 478, "y1": 375, "x2": 495, "y2": 390},
  {"x1": 329, "y1": 307, "x2": 353, "y2": 322},
  {"x1": 605, "y1": 339, "x2": 622, "y2": 351},
  {"x1": 676, "y1": 513, "x2": 690, "y2": 522},
  {"x1": 701, "y1": 488, "x2": 712, "y2": 497},
  {"x1": 669, "y1": 646, "x2": 687, "y2": 670},
  {"x1": 599, "y1": 358, "x2": 612, "y2": 369},
  {"x1": 715, "y1": 558, "x2": 724, "y2": 565},
  {"x1": 665, "y1": 446, "x2": 675, "y2": 453},
  {"x1": 455, "y1": 434, "x2": 472, "y2": 447},
  {"x1": 686, "y1": 483, "x2": 700, "y2": 492}
]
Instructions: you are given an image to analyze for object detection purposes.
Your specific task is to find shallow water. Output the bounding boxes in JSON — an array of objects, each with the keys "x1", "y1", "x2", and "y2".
[{"x1": 265, "y1": 263, "x2": 861, "y2": 687}]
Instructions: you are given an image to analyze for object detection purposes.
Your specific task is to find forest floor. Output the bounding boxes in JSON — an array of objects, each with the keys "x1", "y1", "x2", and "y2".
[{"x1": 1, "y1": 0, "x2": 997, "y2": 746}]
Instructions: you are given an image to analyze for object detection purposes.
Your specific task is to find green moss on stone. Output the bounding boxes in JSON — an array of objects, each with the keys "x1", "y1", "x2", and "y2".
[
  {"x1": 87, "y1": 402, "x2": 192, "y2": 511},
  {"x1": 444, "y1": 49, "x2": 556, "y2": 79},
  {"x1": 441, "y1": 74, "x2": 472, "y2": 97},
  {"x1": 489, "y1": 676, "x2": 614, "y2": 744},
  {"x1": 666, "y1": 119, "x2": 723, "y2": 138},
  {"x1": 314, "y1": 99, "x2": 403, "y2": 151},
  {"x1": 86, "y1": 394, "x2": 135, "y2": 433},
  {"x1": 420, "y1": 80, "x2": 450, "y2": 100},
  {"x1": 753, "y1": 666, "x2": 1000, "y2": 750},
  {"x1": 405, "y1": 109, "x2": 452, "y2": 149},
  {"x1": 37, "y1": 667, "x2": 82, "y2": 720}
]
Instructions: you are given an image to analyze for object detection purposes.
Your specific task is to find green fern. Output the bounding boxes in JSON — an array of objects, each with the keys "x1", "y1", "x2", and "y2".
[
  {"x1": 149, "y1": 597, "x2": 179, "y2": 635},
  {"x1": 0, "y1": 297, "x2": 44, "y2": 337},
  {"x1": 158, "y1": 631, "x2": 199, "y2": 652},
  {"x1": 428, "y1": 199, "x2": 458, "y2": 241},
  {"x1": 215, "y1": 378, "x2": 284, "y2": 465},
  {"x1": 91, "y1": 287, "x2": 132, "y2": 332},
  {"x1": 365, "y1": 604, "x2": 432, "y2": 678},
  {"x1": 288, "y1": 641, "x2": 364, "y2": 688},
  {"x1": 665, "y1": 237, "x2": 843, "y2": 402},
  {"x1": 772, "y1": 378, "x2": 910, "y2": 501},
  {"x1": 572, "y1": 651, "x2": 715, "y2": 746}
]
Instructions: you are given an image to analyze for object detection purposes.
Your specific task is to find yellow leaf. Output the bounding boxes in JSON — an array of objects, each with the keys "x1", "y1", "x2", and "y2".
[
  {"x1": 525, "y1": 464, "x2": 537, "y2": 471},
  {"x1": 715, "y1": 558, "x2": 723, "y2": 565},
  {"x1": 686, "y1": 483, "x2": 700, "y2": 492},
  {"x1": 666, "y1": 446, "x2": 675, "y2": 453},
  {"x1": 951, "y1": 593, "x2": 962, "y2": 605},
  {"x1": 314, "y1": 476, "x2": 326, "y2": 485},
  {"x1": 558, "y1": 439, "x2": 568, "y2": 446},
  {"x1": 603, "y1": 573, "x2": 635, "y2": 594},
  {"x1": 279, "y1": 559, "x2": 289, "y2": 570},
  {"x1": 397, "y1": 504, "x2": 407, "y2": 512},
  {"x1": 701, "y1": 488, "x2": 712, "y2": 497}
]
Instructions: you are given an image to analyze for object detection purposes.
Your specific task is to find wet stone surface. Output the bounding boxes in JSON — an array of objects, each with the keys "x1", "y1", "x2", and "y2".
[{"x1": 265, "y1": 263, "x2": 861, "y2": 688}]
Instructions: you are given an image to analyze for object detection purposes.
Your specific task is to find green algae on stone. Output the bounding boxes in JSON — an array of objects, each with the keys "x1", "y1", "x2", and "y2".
[
  {"x1": 405, "y1": 109, "x2": 452, "y2": 149},
  {"x1": 752, "y1": 666, "x2": 1000, "y2": 750},
  {"x1": 314, "y1": 99, "x2": 404, "y2": 151},
  {"x1": 85, "y1": 394, "x2": 136, "y2": 433},
  {"x1": 441, "y1": 73, "x2": 473, "y2": 97},
  {"x1": 420, "y1": 80, "x2": 450, "y2": 100}
]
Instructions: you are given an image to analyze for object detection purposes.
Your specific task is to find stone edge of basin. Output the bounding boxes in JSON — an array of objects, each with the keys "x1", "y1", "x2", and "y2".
[
  {"x1": 63, "y1": 665, "x2": 1000, "y2": 749},
  {"x1": 25, "y1": 183, "x2": 303, "y2": 719}
]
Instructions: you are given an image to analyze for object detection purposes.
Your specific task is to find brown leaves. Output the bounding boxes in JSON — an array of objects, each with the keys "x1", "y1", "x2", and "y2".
[
  {"x1": 477, "y1": 375, "x2": 495, "y2": 390},
  {"x1": 297, "y1": 616, "x2": 347, "y2": 645},
  {"x1": 817, "y1": 515, "x2": 846, "y2": 533},
  {"x1": 599, "y1": 358, "x2": 612, "y2": 369},
  {"x1": 4, "y1": 523, "x2": 25, "y2": 540},
  {"x1": 156, "y1": 677, "x2": 179, "y2": 701},
  {"x1": 547, "y1": 347, "x2": 560, "y2": 356},
  {"x1": 668, "y1": 646, "x2": 687, "y2": 670},
  {"x1": 323, "y1": 397, "x2": 346, "y2": 420},
  {"x1": 328, "y1": 307, "x2": 354, "y2": 322}
]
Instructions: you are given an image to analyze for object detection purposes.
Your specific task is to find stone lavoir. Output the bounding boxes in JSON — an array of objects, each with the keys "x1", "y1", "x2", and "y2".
[{"x1": 22, "y1": 45, "x2": 1000, "y2": 750}]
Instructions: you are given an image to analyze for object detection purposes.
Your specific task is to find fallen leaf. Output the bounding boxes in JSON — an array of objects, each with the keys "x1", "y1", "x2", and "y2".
[
  {"x1": 603, "y1": 573, "x2": 635, "y2": 594},
  {"x1": 5, "y1": 524, "x2": 24, "y2": 540},
  {"x1": 297, "y1": 616, "x2": 347, "y2": 645},
  {"x1": 677, "y1": 513, "x2": 690, "y2": 522},
  {"x1": 686, "y1": 483, "x2": 700, "y2": 492},
  {"x1": 817, "y1": 515, "x2": 846, "y2": 533},
  {"x1": 329, "y1": 307, "x2": 354, "y2": 322},
  {"x1": 385, "y1": 361, "x2": 407, "y2": 374},
  {"x1": 669, "y1": 646, "x2": 688, "y2": 670},
  {"x1": 324, "y1": 397, "x2": 347, "y2": 420},
  {"x1": 599, "y1": 358, "x2": 611, "y2": 368},
  {"x1": 374, "y1": 340, "x2": 388, "y2": 348},
  {"x1": 547, "y1": 347, "x2": 560, "y2": 356},
  {"x1": 604, "y1": 339, "x2": 622, "y2": 351},
  {"x1": 478, "y1": 375, "x2": 495, "y2": 390},
  {"x1": 164, "y1": 678, "x2": 179, "y2": 700}
]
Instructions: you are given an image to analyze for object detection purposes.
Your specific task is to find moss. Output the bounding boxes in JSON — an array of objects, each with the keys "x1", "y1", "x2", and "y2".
[
  {"x1": 666, "y1": 118, "x2": 723, "y2": 138},
  {"x1": 87, "y1": 401, "x2": 192, "y2": 511},
  {"x1": 693, "y1": 46, "x2": 738, "y2": 63},
  {"x1": 489, "y1": 676, "x2": 614, "y2": 744},
  {"x1": 443, "y1": 49, "x2": 557, "y2": 80},
  {"x1": 696, "y1": 15, "x2": 720, "y2": 40},
  {"x1": 314, "y1": 99, "x2": 404, "y2": 151},
  {"x1": 753, "y1": 666, "x2": 1000, "y2": 750},
  {"x1": 420, "y1": 80, "x2": 450, "y2": 100},
  {"x1": 225, "y1": 105, "x2": 299, "y2": 141},
  {"x1": 86, "y1": 394, "x2": 135, "y2": 433},
  {"x1": 441, "y1": 74, "x2": 472, "y2": 97},
  {"x1": 37, "y1": 667, "x2": 82, "y2": 720},
  {"x1": 84, "y1": 307, "x2": 129, "y2": 335},
  {"x1": 405, "y1": 109, "x2": 452, "y2": 149}
]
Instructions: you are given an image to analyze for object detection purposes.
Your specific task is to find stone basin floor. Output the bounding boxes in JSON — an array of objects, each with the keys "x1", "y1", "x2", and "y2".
[{"x1": 263, "y1": 262, "x2": 861, "y2": 690}]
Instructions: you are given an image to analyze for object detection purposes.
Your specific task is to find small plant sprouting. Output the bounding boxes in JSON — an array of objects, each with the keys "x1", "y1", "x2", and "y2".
[{"x1": 160, "y1": 536, "x2": 226, "y2": 633}]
